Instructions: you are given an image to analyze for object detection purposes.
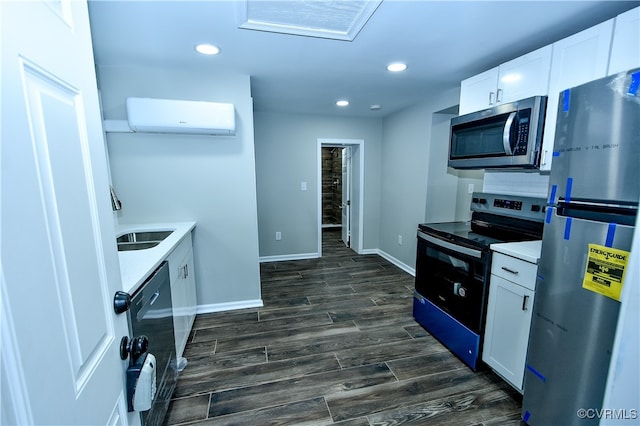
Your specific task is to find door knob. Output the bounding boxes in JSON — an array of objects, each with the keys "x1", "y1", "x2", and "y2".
[
  {"x1": 120, "y1": 335, "x2": 149, "y2": 363},
  {"x1": 113, "y1": 291, "x2": 131, "y2": 314}
]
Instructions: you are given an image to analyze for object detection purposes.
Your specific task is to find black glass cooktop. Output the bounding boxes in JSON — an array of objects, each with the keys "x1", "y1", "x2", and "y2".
[
  {"x1": 418, "y1": 221, "x2": 502, "y2": 250},
  {"x1": 418, "y1": 214, "x2": 543, "y2": 251}
]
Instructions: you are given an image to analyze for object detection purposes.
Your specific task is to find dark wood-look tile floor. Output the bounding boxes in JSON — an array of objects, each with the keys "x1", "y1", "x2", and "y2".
[{"x1": 164, "y1": 229, "x2": 524, "y2": 425}]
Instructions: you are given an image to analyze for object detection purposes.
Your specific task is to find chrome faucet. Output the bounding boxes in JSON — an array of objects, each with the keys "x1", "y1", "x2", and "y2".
[{"x1": 110, "y1": 185, "x2": 122, "y2": 211}]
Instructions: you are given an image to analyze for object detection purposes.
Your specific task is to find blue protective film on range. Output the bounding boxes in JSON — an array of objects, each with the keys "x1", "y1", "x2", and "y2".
[{"x1": 606, "y1": 223, "x2": 616, "y2": 247}]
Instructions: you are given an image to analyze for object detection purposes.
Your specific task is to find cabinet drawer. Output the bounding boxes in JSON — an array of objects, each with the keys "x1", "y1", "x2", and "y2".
[{"x1": 491, "y1": 252, "x2": 537, "y2": 290}]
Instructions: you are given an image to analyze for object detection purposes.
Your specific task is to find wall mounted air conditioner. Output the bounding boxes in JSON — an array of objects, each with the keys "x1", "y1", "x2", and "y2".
[{"x1": 125, "y1": 97, "x2": 236, "y2": 135}]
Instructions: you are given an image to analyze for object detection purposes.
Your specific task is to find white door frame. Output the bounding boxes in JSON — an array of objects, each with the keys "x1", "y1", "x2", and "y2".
[{"x1": 317, "y1": 138, "x2": 365, "y2": 256}]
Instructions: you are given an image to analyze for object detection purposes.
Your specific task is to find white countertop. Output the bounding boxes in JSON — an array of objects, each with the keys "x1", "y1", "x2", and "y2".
[
  {"x1": 116, "y1": 221, "x2": 196, "y2": 294},
  {"x1": 490, "y1": 240, "x2": 542, "y2": 264}
]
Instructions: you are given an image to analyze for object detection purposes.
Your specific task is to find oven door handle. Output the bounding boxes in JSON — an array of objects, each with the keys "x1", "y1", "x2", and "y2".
[{"x1": 417, "y1": 231, "x2": 483, "y2": 259}]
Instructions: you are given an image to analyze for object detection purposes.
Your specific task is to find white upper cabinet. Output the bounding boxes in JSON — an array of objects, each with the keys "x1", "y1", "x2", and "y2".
[
  {"x1": 609, "y1": 6, "x2": 640, "y2": 76},
  {"x1": 459, "y1": 46, "x2": 552, "y2": 115},
  {"x1": 539, "y1": 20, "x2": 614, "y2": 171},
  {"x1": 459, "y1": 67, "x2": 499, "y2": 115},
  {"x1": 498, "y1": 46, "x2": 552, "y2": 105}
]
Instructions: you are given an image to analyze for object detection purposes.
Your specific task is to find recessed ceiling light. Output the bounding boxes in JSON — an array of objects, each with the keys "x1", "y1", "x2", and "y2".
[
  {"x1": 387, "y1": 62, "x2": 407, "y2": 72},
  {"x1": 336, "y1": 100, "x2": 349, "y2": 107},
  {"x1": 195, "y1": 43, "x2": 220, "y2": 55}
]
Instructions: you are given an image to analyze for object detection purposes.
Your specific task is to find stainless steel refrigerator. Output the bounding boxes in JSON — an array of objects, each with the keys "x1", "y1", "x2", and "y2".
[{"x1": 522, "y1": 68, "x2": 640, "y2": 425}]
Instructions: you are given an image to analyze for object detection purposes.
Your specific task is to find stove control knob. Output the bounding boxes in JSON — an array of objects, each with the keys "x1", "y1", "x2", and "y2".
[
  {"x1": 479, "y1": 198, "x2": 487, "y2": 205},
  {"x1": 453, "y1": 282, "x2": 466, "y2": 297}
]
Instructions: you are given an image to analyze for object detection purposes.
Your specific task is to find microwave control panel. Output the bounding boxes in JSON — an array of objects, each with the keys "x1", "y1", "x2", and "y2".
[{"x1": 513, "y1": 111, "x2": 532, "y2": 155}]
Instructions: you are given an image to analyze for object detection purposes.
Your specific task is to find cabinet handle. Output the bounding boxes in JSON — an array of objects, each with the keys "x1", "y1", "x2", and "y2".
[
  {"x1": 181, "y1": 264, "x2": 188, "y2": 279},
  {"x1": 496, "y1": 88, "x2": 503, "y2": 103},
  {"x1": 501, "y1": 266, "x2": 519, "y2": 275},
  {"x1": 489, "y1": 91, "x2": 495, "y2": 105},
  {"x1": 522, "y1": 295, "x2": 529, "y2": 311}
]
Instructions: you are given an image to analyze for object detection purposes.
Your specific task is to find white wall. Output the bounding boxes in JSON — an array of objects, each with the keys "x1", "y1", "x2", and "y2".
[
  {"x1": 254, "y1": 111, "x2": 382, "y2": 258},
  {"x1": 425, "y1": 108, "x2": 484, "y2": 223},
  {"x1": 98, "y1": 65, "x2": 261, "y2": 311},
  {"x1": 378, "y1": 87, "x2": 462, "y2": 269}
]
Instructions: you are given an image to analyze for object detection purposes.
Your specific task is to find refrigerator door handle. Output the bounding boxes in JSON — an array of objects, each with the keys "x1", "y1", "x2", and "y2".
[{"x1": 522, "y1": 295, "x2": 529, "y2": 311}]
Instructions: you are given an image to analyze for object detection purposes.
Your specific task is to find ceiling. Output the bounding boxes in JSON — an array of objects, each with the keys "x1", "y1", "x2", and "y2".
[{"x1": 88, "y1": 0, "x2": 638, "y2": 118}]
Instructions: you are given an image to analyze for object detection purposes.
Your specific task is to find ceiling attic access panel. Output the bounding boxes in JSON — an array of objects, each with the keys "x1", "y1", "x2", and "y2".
[{"x1": 237, "y1": 0, "x2": 382, "y2": 41}]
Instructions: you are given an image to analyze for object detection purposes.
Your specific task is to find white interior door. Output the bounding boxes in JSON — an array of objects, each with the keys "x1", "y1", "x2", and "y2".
[
  {"x1": 1, "y1": 1, "x2": 130, "y2": 424},
  {"x1": 341, "y1": 147, "x2": 351, "y2": 247}
]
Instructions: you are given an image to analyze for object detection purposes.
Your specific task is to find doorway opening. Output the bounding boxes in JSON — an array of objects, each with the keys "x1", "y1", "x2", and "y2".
[
  {"x1": 321, "y1": 146, "x2": 350, "y2": 246},
  {"x1": 317, "y1": 139, "x2": 364, "y2": 257}
]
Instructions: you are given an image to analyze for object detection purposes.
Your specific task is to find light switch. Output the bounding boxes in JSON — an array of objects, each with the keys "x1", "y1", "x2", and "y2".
[{"x1": 301, "y1": 181, "x2": 307, "y2": 191}]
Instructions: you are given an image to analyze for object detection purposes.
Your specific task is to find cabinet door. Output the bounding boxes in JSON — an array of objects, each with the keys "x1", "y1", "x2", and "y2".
[
  {"x1": 498, "y1": 45, "x2": 551, "y2": 104},
  {"x1": 609, "y1": 6, "x2": 640, "y2": 75},
  {"x1": 539, "y1": 20, "x2": 614, "y2": 171},
  {"x1": 173, "y1": 247, "x2": 197, "y2": 359},
  {"x1": 182, "y1": 248, "x2": 197, "y2": 334},
  {"x1": 168, "y1": 233, "x2": 196, "y2": 359},
  {"x1": 482, "y1": 275, "x2": 534, "y2": 392},
  {"x1": 459, "y1": 67, "x2": 499, "y2": 115}
]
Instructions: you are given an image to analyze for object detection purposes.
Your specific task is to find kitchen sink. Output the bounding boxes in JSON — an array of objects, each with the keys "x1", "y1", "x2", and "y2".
[{"x1": 117, "y1": 230, "x2": 173, "y2": 251}]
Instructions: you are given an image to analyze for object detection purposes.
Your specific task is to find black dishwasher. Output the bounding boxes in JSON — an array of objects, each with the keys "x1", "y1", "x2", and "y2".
[{"x1": 129, "y1": 261, "x2": 177, "y2": 426}]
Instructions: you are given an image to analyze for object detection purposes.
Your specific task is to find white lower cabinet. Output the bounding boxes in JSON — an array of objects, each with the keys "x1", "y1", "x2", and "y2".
[
  {"x1": 168, "y1": 231, "x2": 197, "y2": 360},
  {"x1": 483, "y1": 251, "x2": 538, "y2": 393}
]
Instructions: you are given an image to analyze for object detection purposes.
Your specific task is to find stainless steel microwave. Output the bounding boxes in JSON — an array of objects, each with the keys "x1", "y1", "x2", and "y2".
[{"x1": 448, "y1": 96, "x2": 547, "y2": 169}]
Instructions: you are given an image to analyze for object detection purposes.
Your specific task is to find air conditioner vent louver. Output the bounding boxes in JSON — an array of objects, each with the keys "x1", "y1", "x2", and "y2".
[{"x1": 126, "y1": 97, "x2": 236, "y2": 135}]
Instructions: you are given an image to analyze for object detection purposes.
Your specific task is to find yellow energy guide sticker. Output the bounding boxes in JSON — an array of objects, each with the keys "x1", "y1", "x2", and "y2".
[{"x1": 582, "y1": 244, "x2": 629, "y2": 301}]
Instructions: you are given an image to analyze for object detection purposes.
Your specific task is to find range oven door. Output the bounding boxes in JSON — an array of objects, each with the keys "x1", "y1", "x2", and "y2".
[{"x1": 413, "y1": 229, "x2": 491, "y2": 370}]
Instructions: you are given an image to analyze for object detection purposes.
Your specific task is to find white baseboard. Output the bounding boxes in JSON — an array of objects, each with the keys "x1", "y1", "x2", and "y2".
[
  {"x1": 359, "y1": 248, "x2": 378, "y2": 255},
  {"x1": 376, "y1": 249, "x2": 416, "y2": 277},
  {"x1": 197, "y1": 299, "x2": 263, "y2": 314},
  {"x1": 259, "y1": 252, "x2": 320, "y2": 263}
]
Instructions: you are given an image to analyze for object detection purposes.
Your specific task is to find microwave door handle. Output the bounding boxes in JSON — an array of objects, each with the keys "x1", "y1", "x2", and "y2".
[{"x1": 502, "y1": 112, "x2": 516, "y2": 156}]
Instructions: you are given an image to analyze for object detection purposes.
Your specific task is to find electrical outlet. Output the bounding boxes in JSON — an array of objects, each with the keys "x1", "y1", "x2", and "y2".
[
  {"x1": 468, "y1": 183, "x2": 474, "y2": 194},
  {"x1": 275, "y1": 232, "x2": 282, "y2": 241},
  {"x1": 301, "y1": 181, "x2": 307, "y2": 191},
  {"x1": 398, "y1": 235, "x2": 403, "y2": 245}
]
